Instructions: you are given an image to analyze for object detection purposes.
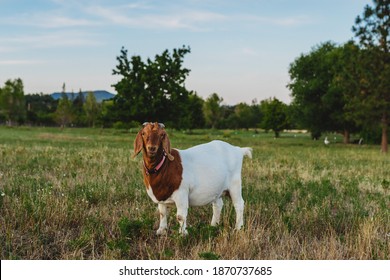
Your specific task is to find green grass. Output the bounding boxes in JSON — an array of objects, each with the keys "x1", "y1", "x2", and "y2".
[{"x1": 0, "y1": 126, "x2": 389, "y2": 259}]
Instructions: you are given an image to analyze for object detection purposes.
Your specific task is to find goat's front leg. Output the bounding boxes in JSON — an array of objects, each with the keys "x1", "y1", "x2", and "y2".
[
  {"x1": 157, "y1": 203, "x2": 168, "y2": 235},
  {"x1": 175, "y1": 199, "x2": 189, "y2": 236}
]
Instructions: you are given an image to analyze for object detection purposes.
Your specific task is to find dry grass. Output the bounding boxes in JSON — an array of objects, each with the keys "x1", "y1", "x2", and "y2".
[{"x1": 0, "y1": 127, "x2": 389, "y2": 259}]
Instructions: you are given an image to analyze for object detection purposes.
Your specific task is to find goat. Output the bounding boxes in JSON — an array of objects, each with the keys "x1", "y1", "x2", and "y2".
[{"x1": 133, "y1": 122, "x2": 252, "y2": 235}]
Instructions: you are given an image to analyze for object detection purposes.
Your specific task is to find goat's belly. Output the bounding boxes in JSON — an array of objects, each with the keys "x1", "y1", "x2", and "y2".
[{"x1": 188, "y1": 188, "x2": 225, "y2": 206}]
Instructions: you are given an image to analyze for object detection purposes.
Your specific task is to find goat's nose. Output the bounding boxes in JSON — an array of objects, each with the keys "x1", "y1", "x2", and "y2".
[{"x1": 148, "y1": 146, "x2": 157, "y2": 152}]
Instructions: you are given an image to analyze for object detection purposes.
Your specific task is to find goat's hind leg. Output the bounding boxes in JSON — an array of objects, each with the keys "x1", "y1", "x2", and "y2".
[{"x1": 229, "y1": 179, "x2": 245, "y2": 230}]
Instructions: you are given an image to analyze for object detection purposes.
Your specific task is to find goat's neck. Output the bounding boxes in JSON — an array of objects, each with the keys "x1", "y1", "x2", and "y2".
[{"x1": 143, "y1": 149, "x2": 165, "y2": 171}]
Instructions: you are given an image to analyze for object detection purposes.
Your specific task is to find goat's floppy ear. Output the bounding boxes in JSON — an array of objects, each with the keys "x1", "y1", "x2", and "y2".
[
  {"x1": 133, "y1": 130, "x2": 143, "y2": 158},
  {"x1": 162, "y1": 132, "x2": 174, "y2": 161}
]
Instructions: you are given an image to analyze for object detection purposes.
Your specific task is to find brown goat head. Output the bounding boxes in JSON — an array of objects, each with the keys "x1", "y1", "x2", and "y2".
[{"x1": 133, "y1": 122, "x2": 174, "y2": 161}]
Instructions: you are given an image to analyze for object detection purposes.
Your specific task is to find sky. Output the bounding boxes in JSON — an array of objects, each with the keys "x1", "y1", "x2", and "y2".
[{"x1": 0, "y1": 0, "x2": 371, "y2": 105}]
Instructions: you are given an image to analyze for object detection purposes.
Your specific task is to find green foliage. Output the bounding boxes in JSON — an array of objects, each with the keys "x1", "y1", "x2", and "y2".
[
  {"x1": 352, "y1": 0, "x2": 389, "y2": 52},
  {"x1": 260, "y1": 97, "x2": 289, "y2": 137},
  {"x1": 83, "y1": 91, "x2": 100, "y2": 127},
  {"x1": 203, "y1": 93, "x2": 224, "y2": 129},
  {"x1": 0, "y1": 78, "x2": 26, "y2": 125},
  {"x1": 351, "y1": 0, "x2": 389, "y2": 152},
  {"x1": 25, "y1": 93, "x2": 57, "y2": 126},
  {"x1": 234, "y1": 102, "x2": 259, "y2": 129},
  {"x1": 55, "y1": 94, "x2": 74, "y2": 128},
  {"x1": 111, "y1": 46, "x2": 200, "y2": 129},
  {"x1": 288, "y1": 42, "x2": 345, "y2": 139}
]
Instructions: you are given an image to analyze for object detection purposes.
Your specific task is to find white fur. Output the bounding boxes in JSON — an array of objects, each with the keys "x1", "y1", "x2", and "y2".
[{"x1": 155, "y1": 140, "x2": 252, "y2": 235}]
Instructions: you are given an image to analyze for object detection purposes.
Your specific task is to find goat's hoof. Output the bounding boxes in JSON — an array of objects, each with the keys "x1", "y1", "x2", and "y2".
[
  {"x1": 156, "y1": 228, "x2": 167, "y2": 235},
  {"x1": 234, "y1": 225, "x2": 244, "y2": 231}
]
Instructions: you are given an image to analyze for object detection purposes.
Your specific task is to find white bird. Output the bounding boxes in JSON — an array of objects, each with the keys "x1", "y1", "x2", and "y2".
[{"x1": 324, "y1": 137, "x2": 330, "y2": 145}]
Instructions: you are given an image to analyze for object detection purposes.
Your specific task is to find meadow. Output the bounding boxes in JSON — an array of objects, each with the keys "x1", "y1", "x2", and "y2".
[{"x1": 0, "y1": 126, "x2": 389, "y2": 260}]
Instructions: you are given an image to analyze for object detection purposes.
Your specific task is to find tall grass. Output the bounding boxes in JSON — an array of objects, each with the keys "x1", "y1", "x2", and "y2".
[{"x1": 0, "y1": 127, "x2": 389, "y2": 259}]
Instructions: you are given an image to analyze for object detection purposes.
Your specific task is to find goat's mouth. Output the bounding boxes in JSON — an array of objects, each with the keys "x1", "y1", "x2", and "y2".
[{"x1": 147, "y1": 151, "x2": 157, "y2": 157}]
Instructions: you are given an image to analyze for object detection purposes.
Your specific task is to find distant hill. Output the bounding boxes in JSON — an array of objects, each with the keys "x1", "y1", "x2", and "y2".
[{"x1": 51, "y1": 90, "x2": 115, "y2": 102}]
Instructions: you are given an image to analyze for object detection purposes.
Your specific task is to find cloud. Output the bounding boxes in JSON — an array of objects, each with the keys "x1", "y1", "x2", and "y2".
[
  {"x1": 237, "y1": 14, "x2": 313, "y2": 27},
  {"x1": 1, "y1": 13, "x2": 98, "y2": 29},
  {"x1": 34, "y1": 15, "x2": 98, "y2": 28},
  {"x1": 0, "y1": 31, "x2": 102, "y2": 51},
  {"x1": 85, "y1": 4, "x2": 226, "y2": 31},
  {"x1": 0, "y1": 60, "x2": 45, "y2": 65}
]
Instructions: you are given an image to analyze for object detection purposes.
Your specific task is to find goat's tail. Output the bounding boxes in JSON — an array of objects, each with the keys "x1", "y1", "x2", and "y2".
[{"x1": 241, "y1": 147, "x2": 253, "y2": 159}]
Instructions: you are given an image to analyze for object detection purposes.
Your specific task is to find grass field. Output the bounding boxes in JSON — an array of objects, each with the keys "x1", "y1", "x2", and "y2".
[{"x1": 0, "y1": 126, "x2": 389, "y2": 259}]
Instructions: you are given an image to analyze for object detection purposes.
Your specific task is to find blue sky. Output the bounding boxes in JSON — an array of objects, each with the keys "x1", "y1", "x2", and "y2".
[{"x1": 0, "y1": 0, "x2": 371, "y2": 105}]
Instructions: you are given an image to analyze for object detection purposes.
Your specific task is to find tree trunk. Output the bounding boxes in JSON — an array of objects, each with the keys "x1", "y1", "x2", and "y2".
[
  {"x1": 343, "y1": 129, "x2": 350, "y2": 144},
  {"x1": 381, "y1": 113, "x2": 388, "y2": 153}
]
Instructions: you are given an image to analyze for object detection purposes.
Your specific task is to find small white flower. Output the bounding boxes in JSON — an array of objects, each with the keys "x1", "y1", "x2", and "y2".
[{"x1": 1, "y1": 192, "x2": 5, "y2": 197}]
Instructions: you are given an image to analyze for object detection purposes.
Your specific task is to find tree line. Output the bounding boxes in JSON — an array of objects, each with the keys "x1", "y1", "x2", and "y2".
[
  {"x1": 0, "y1": 0, "x2": 388, "y2": 151},
  {"x1": 0, "y1": 76, "x2": 291, "y2": 136},
  {"x1": 289, "y1": 0, "x2": 389, "y2": 152},
  {"x1": 0, "y1": 81, "x2": 102, "y2": 128}
]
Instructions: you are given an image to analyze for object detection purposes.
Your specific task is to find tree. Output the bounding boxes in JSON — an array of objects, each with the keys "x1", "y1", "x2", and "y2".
[
  {"x1": 0, "y1": 78, "x2": 26, "y2": 126},
  {"x1": 55, "y1": 87, "x2": 73, "y2": 128},
  {"x1": 203, "y1": 93, "x2": 224, "y2": 129},
  {"x1": 260, "y1": 98, "x2": 289, "y2": 138},
  {"x1": 112, "y1": 46, "x2": 197, "y2": 129},
  {"x1": 288, "y1": 42, "x2": 359, "y2": 142},
  {"x1": 234, "y1": 102, "x2": 257, "y2": 130},
  {"x1": 186, "y1": 92, "x2": 205, "y2": 129},
  {"x1": 329, "y1": 41, "x2": 365, "y2": 143},
  {"x1": 288, "y1": 42, "x2": 337, "y2": 139},
  {"x1": 84, "y1": 91, "x2": 100, "y2": 127},
  {"x1": 352, "y1": 0, "x2": 389, "y2": 152},
  {"x1": 25, "y1": 93, "x2": 57, "y2": 126},
  {"x1": 72, "y1": 89, "x2": 85, "y2": 126}
]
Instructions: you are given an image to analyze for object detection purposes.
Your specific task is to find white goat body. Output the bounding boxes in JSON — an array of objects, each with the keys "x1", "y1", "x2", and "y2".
[{"x1": 148, "y1": 140, "x2": 252, "y2": 235}]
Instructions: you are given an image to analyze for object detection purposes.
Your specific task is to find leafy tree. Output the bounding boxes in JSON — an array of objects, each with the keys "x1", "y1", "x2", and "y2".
[
  {"x1": 84, "y1": 91, "x2": 100, "y2": 127},
  {"x1": 72, "y1": 89, "x2": 86, "y2": 126},
  {"x1": 25, "y1": 93, "x2": 57, "y2": 126},
  {"x1": 234, "y1": 102, "x2": 256, "y2": 130},
  {"x1": 203, "y1": 93, "x2": 224, "y2": 129},
  {"x1": 112, "y1": 46, "x2": 197, "y2": 129},
  {"x1": 55, "y1": 91, "x2": 73, "y2": 128},
  {"x1": 288, "y1": 42, "x2": 359, "y2": 142},
  {"x1": 0, "y1": 78, "x2": 26, "y2": 126},
  {"x1": 260, "y1": 97, "x2": 289, "y2": 138},
  {"x1": 186, "y1": 92, "x2": 205, "y2": 129},
  {"x1": 328, "y1": 41, "x2": 364, "y2": 143},
  {"x1": 100, "y1": 99, "x2": 115, "y2": 128},
  {"x1": 352, "y1": 0, "x2": 389, "y2": 152},
  {"x1": 288, "y1": 42, "x2": 336, "y2": 139}
]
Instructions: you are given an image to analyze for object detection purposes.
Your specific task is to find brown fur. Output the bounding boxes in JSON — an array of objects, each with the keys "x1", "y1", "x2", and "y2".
[
  {"x1": 143, "y1": 149, "x2": 183, "y2": 201},
  {"x1": 133, "y1": 122, "x2": 183, "y2": 201}
]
